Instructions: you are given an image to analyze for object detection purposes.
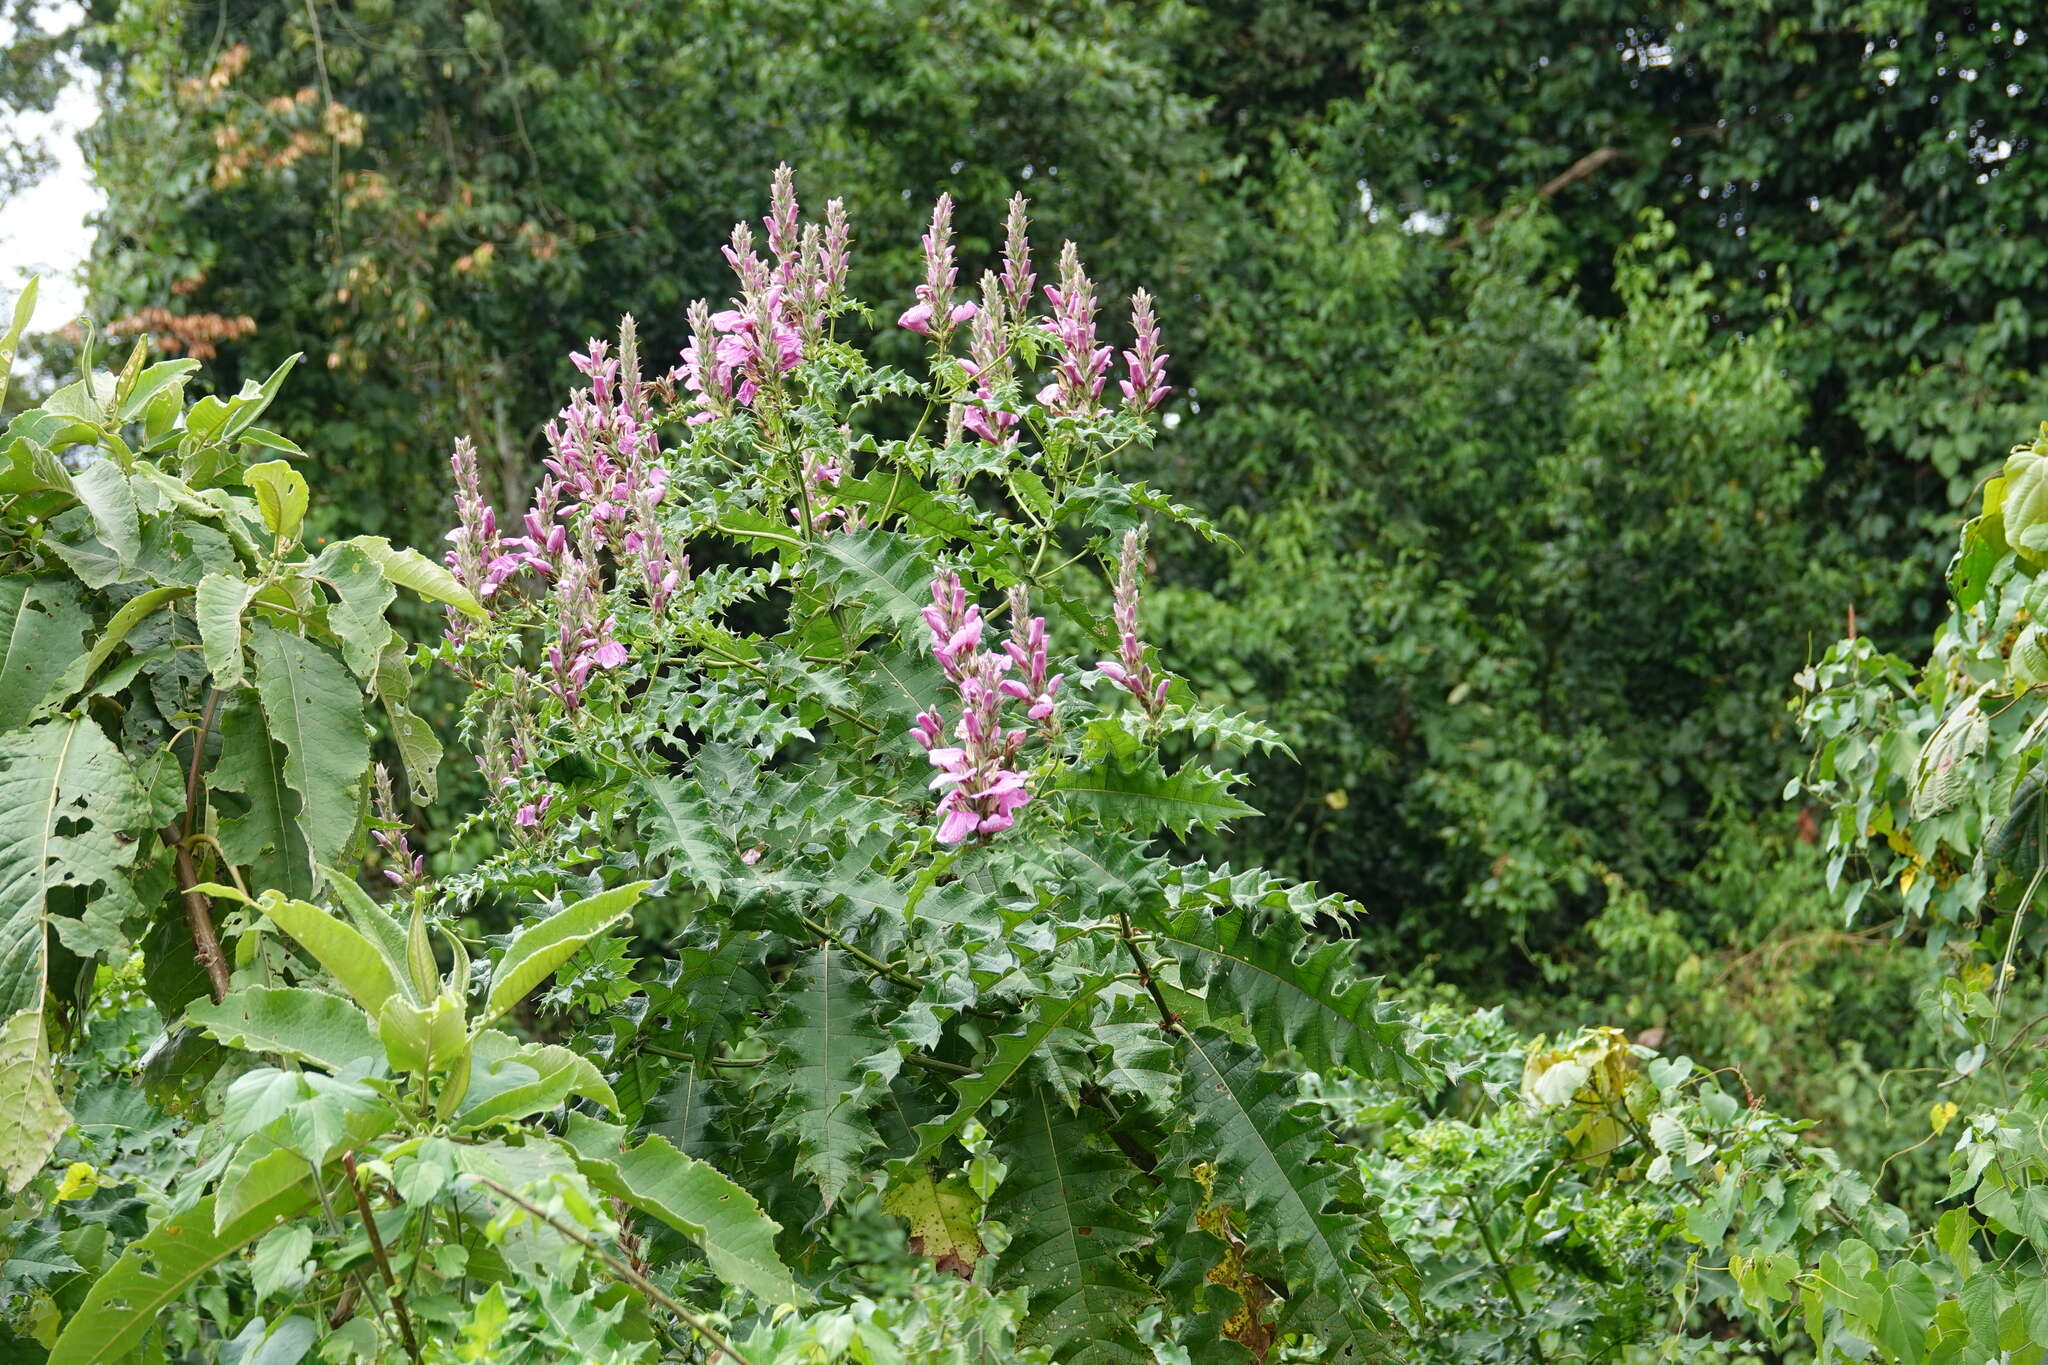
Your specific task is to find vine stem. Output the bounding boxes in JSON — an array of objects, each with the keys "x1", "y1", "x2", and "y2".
[
  {"x1": 1994, "y1": 864, "x2": 2047, "y2": 1043},
  {"x1": 342, "y1": 1152, "x2": 423, "y2": 1365},
  {"x1": 469, "y1": 1176, "x2": 755, "y2": 1365}
]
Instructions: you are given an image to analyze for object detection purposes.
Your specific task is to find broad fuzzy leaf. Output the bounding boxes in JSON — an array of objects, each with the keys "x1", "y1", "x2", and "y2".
[
  {"x1": 989, "y1": 1085, "x2": 1157, "y2": 1364},
  {"x1": 346, "y1": 535, "x2": 484, "y2": 617},
  {"x1": 0, "y1": 577, "x2": 87, "y2": 730},
  {"x1": 0, "y1": 1009, "x2": 67, "y2": 1197},
  {"x1": 195, "y1": 572, "x2": 258, "y2": 688},
  {"x1": 47, "y1": 1186, "x2": 317, "y2": 1364},
  {"x1": 765, "y1": 947, "x2": 899, "y2": 1208},
  {"x1": 563, "y1": 1114, "x2": 803, "y2": 1305},
  {"x1": 1053, "y1": 761, "x2": 1259, "y2": 837},
  {"x1": 1143, "y1": 906, "x2": 1429, "y2": 1087},
  {"x1": 186, "y1": 986, "x2": 380, "y2": 1073},
  {"x1": 479, "y1": 880, "x2": 650, "y2": 1026},
  {"x1": 248, "y1": 625, "x2": 370, "y2": 873},
  {"x1": 0, "y1": 718, "x2": 149, "y2": 1190},
  {"x1": 310, "y1": 540, "x2": 397, "y2": 682},
  {"x1": 211, "y1": 696, "x2": 316, "y2": 899},
  {"x1": 1172, "y1": 1030, "x2": 1407, "y2": 1359}
]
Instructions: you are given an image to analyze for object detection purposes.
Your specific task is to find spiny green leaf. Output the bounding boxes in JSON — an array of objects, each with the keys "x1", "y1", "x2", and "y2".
[
  {"x1": 894, "y1": 975, "x2": 1113, "y2": 1174},
  {"x1": 1143, "y1": 906, "x2": 1429, "y2": 1086},
  {"x1": 765, "y1": 947, "x2": 899, "y2": 1208},
  {"x1": 479, "y1": 880, "x2": 650, "y2": 1027},
  {"x1": 1053, "y1": 760, "x2": 1259, "y2": 837},
  {"x1": 988, "y1": 1085, "x2": 1156, "y2": 1364},
  {"x1": 1173, "y1": 1030, "x2": 1406, "y2": 1359},
  {"x1": 811, "y1": 528, "x2": 936, "y2": 635},
  {"x1": 563, "y1": 1113, "x2": 804, "y2": 1305}
]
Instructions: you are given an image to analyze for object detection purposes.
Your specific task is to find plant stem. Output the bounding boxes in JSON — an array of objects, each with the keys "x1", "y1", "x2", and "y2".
[
  {"x1": 470, "y1": 1176, "x2": 755, "y2": 1365},
  {"x1": 167, "y1": 835, "x2": 230, "y2": 1003},
  {"x1": 1469, "y1": 1195, "x2": 1545, "y2": 1364},
  {"x1": 1118, "y1": 910, "x2": 1180, "y2": 1035},
  {"x1": 799, "y1": 914, "x2": 921, "y2": 990},
  {"x1": 342, "y1": 1152, "x2": 423, "y2": 1365}
]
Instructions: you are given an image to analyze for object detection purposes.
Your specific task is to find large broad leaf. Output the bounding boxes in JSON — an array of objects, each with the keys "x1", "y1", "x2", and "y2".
[
  {"x1": 988, "y1": 1085, "x2": 1157, "y2": 1364},
  {"x1": 562, "y1": 1114, "x2": 803, "y2": 1305},
  {"x1": 310, "y1": 540, "x2": 397, "y2": 683},
  {"x1": 344, "y1": 535, "x2": 484, "y2": 617},
  {"x1": 257, "y1": 894, "x2": 403, "y2": 1018},
  {"x1": 248, "y1": 625, "x2": 370, "y2": 873},
  {"x1": 1173, "y1": 1030, "x2": 1407, "y2": 1359},
  {"x1": 69, "y1": 457, "x2": 139, "y2": 568},
  {"x1": 765, "y1": 948, "x2": 899, "y2": 1208},
  {"x1": 0, "y1": 1009, "x2": 67, "y2": 1198},
  {"x1": 195, "y1": 572, "x2": 259, "y2": 689},
  {"x1": 211, "y1": 696, "x2": 315, "y2": 899},
  {"x1": 47, "y1": 1186, "x2": 316, "y2": 1365},
  {"x1": 1053, "y1": 761, "x2": 1259, "y2": 837},
  {"x1": 0, "y1": 577, "x2": 88, "y2": 730},
  {"x1": 186, "y1": 986, "x2": 380, "y2": 1073},
  {"x1": 892, "y1": 976, "x2": 1112, "y2": 1175},
  {"x1": 1143, "y1": 907, "x2": 1428, "y2": 1087},
  {"x1": 36, "y1": 583, "x2": 189, "y2": 713},
  {"x1": 0, "y1": 718, "x2": 150, "y2": 1191},
  {"x1": 479, "y1": 880, "x2": 650, "y2": 1026}
]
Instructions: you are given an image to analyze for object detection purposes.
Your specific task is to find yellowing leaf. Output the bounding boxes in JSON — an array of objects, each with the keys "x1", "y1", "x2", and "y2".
[{"x1": 1931, "y1": 1100, "x2": 1959, "y2": 1135}]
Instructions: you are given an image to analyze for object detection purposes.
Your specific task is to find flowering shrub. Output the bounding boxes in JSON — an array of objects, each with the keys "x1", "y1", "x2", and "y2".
[
  {"x1": 413, "y1": 166, "x2": 1440, "y2": 1361},
  {"x1": 1, "y1": 172, "x2": 1454, "y2": 1363}
]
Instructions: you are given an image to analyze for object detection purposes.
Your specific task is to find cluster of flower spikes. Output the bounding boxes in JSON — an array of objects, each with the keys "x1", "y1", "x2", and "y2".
[
  {"x1": 444, "y1": 322, "x2": 682, "y2": 714},
  {"x1": 897, "y1": 190, "x2": 1171, "y2": 429},
  {"x1": 911, "y1": 571, "x2": 1062, "y2": 845},
  {"x1": 680, "y1": 162, "x2": 849, "y2": 427},
  {"x1": 1097, "y1": 527, "x2": 1169, "y2": 715}
]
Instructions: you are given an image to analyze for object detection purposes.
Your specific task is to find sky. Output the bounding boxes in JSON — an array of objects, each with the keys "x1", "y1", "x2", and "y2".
[{"x1": 0, "y1": 2, "x2": 98, "y2": 333}]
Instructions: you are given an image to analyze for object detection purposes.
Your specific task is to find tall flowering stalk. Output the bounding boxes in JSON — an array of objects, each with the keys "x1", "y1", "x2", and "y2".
[
  {"x1": 1000, "y1": 193, "x2": 1035, "y2": 315},
  {"x1": 1097, "y1": 527, "x2": 1168, "y2": 715},
  {"x1": 912, "y1": 570, "x2": 1039, "y2": 844},
  {"x1": 1039, "y1": 242, "x2": 1111, "y2": 417},
  {"x1": 443, "y1": 438, "x2": 523, "y2": 637},
  {"x1": 898, "y1": 193, "x2": 978, "y2": 342},
  {"x1": 369, "y1": 763, "x2": 425, "y2": 889},
  {"x1": 1120, "y1": 289, "x2": 1171, "y2": 412},
  {"x1": 1001, "y1": 586, "x2": 1062, "y2": 727},
  {"x1": 962, "y1": 274, "x2": 1017, "y2": 446}
]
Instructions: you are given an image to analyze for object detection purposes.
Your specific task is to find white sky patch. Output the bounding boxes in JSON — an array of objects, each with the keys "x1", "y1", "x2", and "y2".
[{"x1": 0, "y1": 2, "x2": 98, "y2": 333}]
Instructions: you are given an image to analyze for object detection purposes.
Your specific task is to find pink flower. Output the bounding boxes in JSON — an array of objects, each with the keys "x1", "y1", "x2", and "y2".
[
  {"x1": 515, "y1": 790, "x2": 555, "y2": 828},
  {"x1": 898, "y1": 302, "x2": 934, "y2": 335}
]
